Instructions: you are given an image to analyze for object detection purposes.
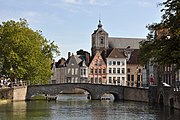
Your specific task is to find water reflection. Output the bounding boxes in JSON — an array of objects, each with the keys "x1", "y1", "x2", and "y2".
[
  {"x1": 12, "y1": 101, "x2": 26, "y2": 119},
  {"x1": 0, "y1": 94, "x2": 179, "y2": 120}
]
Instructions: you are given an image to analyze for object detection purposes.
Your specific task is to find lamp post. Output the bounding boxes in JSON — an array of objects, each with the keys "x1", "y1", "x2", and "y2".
[{"x1": 136, "y1": 66, "x2": 139, "y2": 88}]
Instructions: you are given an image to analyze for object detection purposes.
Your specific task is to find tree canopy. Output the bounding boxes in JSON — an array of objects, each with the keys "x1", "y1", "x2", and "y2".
[
  {"x1": 0, "y1": 19, "x2": 60, "y2": 84},
  {"x1": 140, "y1": 0, "x2": 180, "y2": 69}
]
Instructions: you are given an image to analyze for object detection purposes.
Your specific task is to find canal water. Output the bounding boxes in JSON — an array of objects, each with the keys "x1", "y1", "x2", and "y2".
[{"x1": 0, "y1": 94, "x2": 180, "y2": 120}]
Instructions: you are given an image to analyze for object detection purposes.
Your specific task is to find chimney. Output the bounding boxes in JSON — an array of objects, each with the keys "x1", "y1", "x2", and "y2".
[
  {"x1": 85, "y1": 53, "x2": 90, "y2": 65},
  {"x1": 68, "y1": 52, "x2": 71, "y2": 58}
]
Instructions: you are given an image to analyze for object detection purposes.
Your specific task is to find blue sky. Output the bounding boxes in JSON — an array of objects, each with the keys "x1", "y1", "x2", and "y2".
[{"x1": 0, "y1": 0, "x2": 164, "y2": 60}]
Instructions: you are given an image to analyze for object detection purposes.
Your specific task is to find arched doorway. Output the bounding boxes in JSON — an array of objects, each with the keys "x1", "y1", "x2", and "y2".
[{"x1": 159, "y1": 94, "x2": 164, "y2": 105}]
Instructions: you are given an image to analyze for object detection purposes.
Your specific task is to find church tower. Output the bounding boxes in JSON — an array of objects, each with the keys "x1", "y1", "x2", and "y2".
[{"x1": 91, "y1": 20, "x2": 109, "y2": 56}]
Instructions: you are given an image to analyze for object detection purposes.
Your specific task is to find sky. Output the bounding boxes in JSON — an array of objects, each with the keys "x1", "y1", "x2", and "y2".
[{"x1": 0, "y1": 0, "x2": 164, "y2": 61}]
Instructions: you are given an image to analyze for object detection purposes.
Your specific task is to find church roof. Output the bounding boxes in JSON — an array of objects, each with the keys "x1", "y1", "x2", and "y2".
[{"x1": 108, "y1": 37, "x2": 145, "y2": 49}]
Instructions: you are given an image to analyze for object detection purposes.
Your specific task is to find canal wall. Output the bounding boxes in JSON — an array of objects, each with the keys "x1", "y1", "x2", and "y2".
[
  {"x1": 0, "y1": 87, "x2": 27, "y2": 101},
  {"x1": 0, "y1": 88, "x2": 13, "y2": 99},
  {"x1": 123, "y1": 87, "x2": 149, "y2": 102},
  {"x1": 12, "y1": 86, "x2": 27, "y2": 101}
]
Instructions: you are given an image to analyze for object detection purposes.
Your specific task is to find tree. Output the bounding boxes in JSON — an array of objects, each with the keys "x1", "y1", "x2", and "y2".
[
  {"x1": 140, "y1": 0, "x2": 180, "y2": 69},
  {"x1": 0, "y1": 19, "x2": 60, "y2": 84}
]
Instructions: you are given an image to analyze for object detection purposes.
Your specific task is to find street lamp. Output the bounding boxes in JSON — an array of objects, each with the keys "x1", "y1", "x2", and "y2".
[{"x1": 136, "y1": 66, "x2": 139, "y2": 88}]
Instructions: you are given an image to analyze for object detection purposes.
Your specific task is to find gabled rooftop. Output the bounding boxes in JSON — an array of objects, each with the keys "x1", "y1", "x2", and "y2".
[{"x1": 107, "y1": 48, "x2": 127, "y2": 59}]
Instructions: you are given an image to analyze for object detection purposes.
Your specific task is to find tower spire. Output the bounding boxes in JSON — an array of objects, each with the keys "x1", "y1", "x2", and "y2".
[{"x1": 98, "y1": 18, "x2": 102, "y2": 28}]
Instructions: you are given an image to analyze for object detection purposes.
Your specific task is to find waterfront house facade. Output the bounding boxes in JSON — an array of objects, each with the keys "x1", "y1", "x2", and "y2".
[
  {"x1": 106, "y1": 48, "x2": 127, "y2": 85},
  {"x1": 126, "y1": 49, "x2": 144, "y2": 87},
  {"x1": 88, "y1": 51, "x2": 107, "y2": 84}
]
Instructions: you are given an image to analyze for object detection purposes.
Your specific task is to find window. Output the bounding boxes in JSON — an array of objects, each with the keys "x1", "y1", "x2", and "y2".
[
  {"x1": 131, "y1": 75, "x2": 134, "y2": 81},
  {"x1": 117, "y1": 61, "x2": 120, "y2": 65},
  {"x1": 138, "y1": 69, "x2": 141, "y2": 73},
  {"x1": 128, "y1": 75, "x2": 130, "y2": 81},
  {"x1": 91, "y1": 69, "x2": 93, "y2": 74},
  {"x1": 113, "y1": 61, "x2": 116, "y2": 65},
  {"x1": 84, "y1": 69, "x2": 86, "y2": 75},
  {"x1": 99, "y1": 69, "x2": 102, "y2": 74},
  {"x1": 121, "y1": 61, "x2": 125, "y2": 65},
  {"x1": 80, "y1": 69, "x2": 83, "y2": 75},
  {"x1": 117, "y1": 77, "x2": 120, "y2": 83},
  {"x1": 113, "y1": 68, "x2": 116, "y2": 73},
  {"x1": 109, "y1": 61, "x2": 112, "y2": 65},
  {"x1": 103, "y1": 69, "x2": 106, "y2": 73},
  {"x1": 109, "y1": 68, "x2": 112, "y2": 73},
  {"x1": 95, "y1": 69, "x2": 98, "y2": 74},
  {"x1": 109, "y1": 77, "x2": 112, "y2": 83},
  {"x1": 100, "y1": 38, "x2": 104, "y2": 44},
  {"x1": 113, "y1": 77, "x2": 116, "y2": 84},
  {"x1": 117, "y1": 68, "x2": 120, "y2": 73},
  {"x1": 127, "y1": 68, "x2": 130, "y2": 73},
  {"x1": 122, "y1": 68, "x2": 125, "y2": 74}
]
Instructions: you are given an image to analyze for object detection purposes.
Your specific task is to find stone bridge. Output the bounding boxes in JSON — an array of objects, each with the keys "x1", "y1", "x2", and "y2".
[
  {"x1": 26, "y1": 83, "x2": 149, "y2": 102},
  {"x1": 149, "y1": 84, "x2": 180, "y2": 109},
  {"x1": 26, "y1": 83, "x2": 124, "y2": 100}
]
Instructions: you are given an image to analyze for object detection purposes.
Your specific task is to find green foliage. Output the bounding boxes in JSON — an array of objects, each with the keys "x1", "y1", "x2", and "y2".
[
  {"x1": 0, "y1": 19, "x2": 60, "y2": 84},
  {"x1": 140, "y1": 0, "x2": 180, "y2": 69}
]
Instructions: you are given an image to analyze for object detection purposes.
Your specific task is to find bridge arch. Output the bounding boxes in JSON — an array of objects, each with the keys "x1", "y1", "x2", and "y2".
[
  {"x1": 26, "y1": 83, "x2": 125, "y2": 101},
  {"x1": 100, "y1": 91, "x2": 122, "y2": 101}
]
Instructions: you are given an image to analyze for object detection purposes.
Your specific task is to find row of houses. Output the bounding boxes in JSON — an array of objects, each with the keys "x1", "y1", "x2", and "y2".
[{"x1": 51, "y1": 48, "x2": 145, "y2": 87}]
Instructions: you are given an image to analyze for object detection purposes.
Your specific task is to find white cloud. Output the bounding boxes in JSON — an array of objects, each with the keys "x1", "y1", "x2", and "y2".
[
  {"x1": 87, "y1": 0, "x2": 110, "y2": 6},
  {"x1": 88, "y1": 0, "x2": 96, "y2": 5},
  {"x1": 137, "y1": 0, "x2": 152, "y2": 8},
  {"x1": 63, "y1": 0, "x2": 109, "y2": 6},
  {"x1": 63, "y1": 0, "x2": 81, "y2": 4}
]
